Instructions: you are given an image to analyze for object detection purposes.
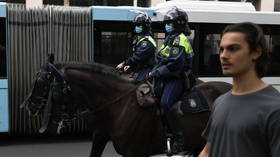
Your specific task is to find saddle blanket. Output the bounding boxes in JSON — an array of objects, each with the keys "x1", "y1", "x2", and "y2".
[{"x1": 172, "y1": 88, "x2": 210, "y2": 116}]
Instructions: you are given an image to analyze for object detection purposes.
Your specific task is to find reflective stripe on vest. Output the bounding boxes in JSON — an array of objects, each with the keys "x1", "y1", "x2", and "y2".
[
  {"x1": 160, "y1": 45, "x2": 171, "y2": 57},
  {"x1": 138, "y1": 36, "x2": 157, "y2": 47},
  {"x1": 178, "y1": 33, "x2": 193, "y2": 54},
  {"x1": 160, "y1": 33, "x2": 193, "y2": 57}
]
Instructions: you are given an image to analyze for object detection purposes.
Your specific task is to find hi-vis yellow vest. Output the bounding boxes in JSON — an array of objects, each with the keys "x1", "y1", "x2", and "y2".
[
  {"x1": 137, "y1": 36, "x2": 157, "y2": 48},
  {"x1": 160, "y1": 33, "x2": 193, "y2": 57}
]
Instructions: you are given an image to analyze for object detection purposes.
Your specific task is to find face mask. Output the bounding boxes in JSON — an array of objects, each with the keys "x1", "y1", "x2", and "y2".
[
  {"x1": 165, "y1": 23, "x2": 174, "y2": 33},
  {"x1": 135, "y1": 26, "x2": 143, "y2": 34}
]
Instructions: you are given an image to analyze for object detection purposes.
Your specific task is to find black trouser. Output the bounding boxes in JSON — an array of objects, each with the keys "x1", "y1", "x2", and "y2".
[{"x1": 164, "y1": 108, "x2": 185, "y2": 153}]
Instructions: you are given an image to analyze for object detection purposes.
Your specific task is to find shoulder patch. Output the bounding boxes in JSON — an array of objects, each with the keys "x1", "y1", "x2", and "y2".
[
  {"x1": 141, "y1": 41, "x2": 148, "y2": 47},
  {"x1": 171, "y1": 47, "x2": 179, "y2": 55}
]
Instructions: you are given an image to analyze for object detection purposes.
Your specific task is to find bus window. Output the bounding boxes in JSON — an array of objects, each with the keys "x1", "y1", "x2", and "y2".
[
  {"x1": 267, "y1": 34, "x2": 280, "y2": 76},
  {"x1": 95, "y1": 32, "x2": 132, "y2": 66},
  {"x1": 197, "y1": 31, "x2": 280, "y2": 77},
  {"x1": 187, "y1": 30, "x2": 195, "y2": 48},
  {"x1": 154, "y1": 33, "x2": 165, "y2": 52},
  {"x1": 0, "y1": 18, "x2": 6, "y2": 78},
  {"x1": 0, "y1": 44, "x2": 6, "y2": 78},
  {"x1": 199, "y1": 33, "x2": 222, "y2": 77}
]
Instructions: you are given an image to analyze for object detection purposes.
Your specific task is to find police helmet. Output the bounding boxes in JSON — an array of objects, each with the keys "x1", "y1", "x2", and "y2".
[
  {"x1": 133, "y1": 12, "x2": 152, "y2": 25},
  {"x1": 164, "y1": 7, "x2": 188, "y2": 25},
  {"x1": 164, "y1": 7, "x2": 190, "y2": 34}
]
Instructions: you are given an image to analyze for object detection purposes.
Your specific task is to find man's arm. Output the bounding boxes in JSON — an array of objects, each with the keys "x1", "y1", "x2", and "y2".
[
  {"x1": 269, "y1": 109, "x2": 280, "y2": 157},
  {"x1": 198, "y1": 142, "x2": 211, "y2": 157}
]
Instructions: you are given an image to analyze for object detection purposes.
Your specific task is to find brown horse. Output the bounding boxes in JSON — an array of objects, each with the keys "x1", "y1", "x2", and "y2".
[{"x1": 21, "y1": 57, "x2": 232, "y2": 157}]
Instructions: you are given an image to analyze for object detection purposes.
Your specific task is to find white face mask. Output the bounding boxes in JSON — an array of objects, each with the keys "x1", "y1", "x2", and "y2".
[{"x1": 135, "y1": 26, "x2": 143, "y2": 34}]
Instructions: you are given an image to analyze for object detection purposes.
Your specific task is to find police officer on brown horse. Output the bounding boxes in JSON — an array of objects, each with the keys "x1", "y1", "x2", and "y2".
[
  {"x1": 148, "y1": 7, "x2": 194, "y2": 155},
  {"x1": 116, "y1": 11, "x2": 156, "y2": 81}
]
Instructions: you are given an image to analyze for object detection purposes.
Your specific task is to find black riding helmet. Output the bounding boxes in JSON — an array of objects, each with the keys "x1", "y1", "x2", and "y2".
[
  {"x1": 133, "y1": 12, "x2": 152, "y2": 25},
  {"x1": 163, "y1": 7, "x2": 191, "y2": 35},
  {"x1": 132, "y1": 12, "x2": 152, "y2": 34}
]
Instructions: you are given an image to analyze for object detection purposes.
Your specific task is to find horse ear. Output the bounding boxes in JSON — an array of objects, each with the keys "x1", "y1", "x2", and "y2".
[{"x1": 48, "y1": 53, "x2": 54, "y2": 64}]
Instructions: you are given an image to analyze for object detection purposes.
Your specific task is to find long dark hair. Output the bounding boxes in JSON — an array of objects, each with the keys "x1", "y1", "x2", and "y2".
[{"x1": 222, "y1": 22, "x2": 269, "y2": 78}]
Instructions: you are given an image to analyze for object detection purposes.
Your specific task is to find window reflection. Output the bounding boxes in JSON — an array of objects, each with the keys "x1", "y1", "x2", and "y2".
[{"x1": 267, "y1": 35, "x2": 280, "y2": 76}]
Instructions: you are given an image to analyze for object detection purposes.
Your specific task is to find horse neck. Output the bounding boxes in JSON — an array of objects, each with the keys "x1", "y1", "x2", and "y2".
[
  {"x1": 65, "y1": 68, "x2": 136, "y2": 106},
  {"x1": 65, "y1": 69, "x2": 144, "y2": 134},
  {"x1": 88, "y1": 72, "x2": 135, "y2": 94}
]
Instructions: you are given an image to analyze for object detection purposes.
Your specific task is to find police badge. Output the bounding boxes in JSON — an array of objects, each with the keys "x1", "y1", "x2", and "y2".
[
  {"x1": 171, "y1": 47, "x2": 179, "y2": 55},
  {"x1": 141, "y1": 41, "x2": 148, "y2": 47}
]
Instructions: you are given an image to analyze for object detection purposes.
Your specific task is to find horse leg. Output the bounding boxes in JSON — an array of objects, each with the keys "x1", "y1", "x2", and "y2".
[{"x1": 89, "y1": 131, "x2": 109, "y2": 157}]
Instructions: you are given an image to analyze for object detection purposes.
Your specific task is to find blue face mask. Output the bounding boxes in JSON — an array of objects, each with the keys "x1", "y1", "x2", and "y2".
[
  {"x1": 165, "y1": 24, "x2": 174, "y2": 33},
  {"x1": 135, "y1": 26, "x2": 143, "y2": 34}
]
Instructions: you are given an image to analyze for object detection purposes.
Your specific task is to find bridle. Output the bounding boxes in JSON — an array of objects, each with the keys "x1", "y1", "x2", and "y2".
[
  {"x1": 20, "y1": 70, "x2": 54, "y2": 115},
  {"x1": 21, "y1": 62, "x2": 72, "y2": 133}
]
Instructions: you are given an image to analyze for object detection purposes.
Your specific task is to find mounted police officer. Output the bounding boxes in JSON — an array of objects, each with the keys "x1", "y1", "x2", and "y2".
[
  {"x1": 149, "y1": 7, "x2": 194, "y2": 155},
  {"x1": 116, "y1": 11, "x2": 156, "y2": 81}
]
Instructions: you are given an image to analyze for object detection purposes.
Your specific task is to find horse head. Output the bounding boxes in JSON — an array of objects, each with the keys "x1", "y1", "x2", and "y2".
[{"x1": 21, "y1": 54, "x2": 73, "y2": 134}]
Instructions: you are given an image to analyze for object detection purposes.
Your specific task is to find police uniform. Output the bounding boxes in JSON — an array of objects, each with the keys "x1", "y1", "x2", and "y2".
[
  {"x1": 124, "y1": 34, "x2": 156, "y2": 81},
  {"x1": 150, "y1": 32, "x2": 193, "y2": 110}
]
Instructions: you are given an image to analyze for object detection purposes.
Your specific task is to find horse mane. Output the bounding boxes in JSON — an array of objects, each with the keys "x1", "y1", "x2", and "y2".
[{"x1": 54, "y1": 62, "x2": 137, "y2": 84}]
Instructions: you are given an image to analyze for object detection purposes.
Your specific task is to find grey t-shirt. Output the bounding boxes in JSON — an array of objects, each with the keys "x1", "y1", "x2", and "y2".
[{"x1": 202, "y1": 85, "x2": 280, "y2": 157}]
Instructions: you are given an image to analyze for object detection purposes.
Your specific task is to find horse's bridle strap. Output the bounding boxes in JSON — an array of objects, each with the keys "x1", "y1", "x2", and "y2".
[{"x1": 39, "y1": 84, "x2": 54, "y2": 133}]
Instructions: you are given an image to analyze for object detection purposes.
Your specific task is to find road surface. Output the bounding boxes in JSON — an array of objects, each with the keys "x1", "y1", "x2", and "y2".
[{"x1": 0, "y1": 136, "x2": 121, "y2": 157}]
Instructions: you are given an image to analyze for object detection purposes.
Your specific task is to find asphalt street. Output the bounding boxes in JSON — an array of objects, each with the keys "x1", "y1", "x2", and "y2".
[{"x1": 0, "y1": 136, "x2": 121, "y2": 157}]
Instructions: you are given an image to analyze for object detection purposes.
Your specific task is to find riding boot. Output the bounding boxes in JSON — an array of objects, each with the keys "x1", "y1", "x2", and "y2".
[{"x1": 164, "y1": 109, "x2": 185, "y2": 155}]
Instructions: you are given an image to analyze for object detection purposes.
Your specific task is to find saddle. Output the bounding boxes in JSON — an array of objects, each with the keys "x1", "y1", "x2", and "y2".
[
  {"x1": 136, "y1": 82, "x2": 210, "y2": 116},
  {"x1": 136, "y1": 83, "x2": 157, "y2": 107}
]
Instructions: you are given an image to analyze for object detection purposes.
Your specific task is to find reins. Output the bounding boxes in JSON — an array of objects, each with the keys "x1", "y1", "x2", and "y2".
[
  {"x1": 39, "y1": 83, "x2": 54, "y2": 133},
  {"x1": 88, "y1": 84, "x2": 139, "y2": 114}
]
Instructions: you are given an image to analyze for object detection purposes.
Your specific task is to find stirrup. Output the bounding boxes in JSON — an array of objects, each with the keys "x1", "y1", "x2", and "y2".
[
  {"x1": 165, "y1": 134, "x2": 186, "y2": 156},
  {"x1": 166, "y1": 135, "x2": 172, "y2": 156}
]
